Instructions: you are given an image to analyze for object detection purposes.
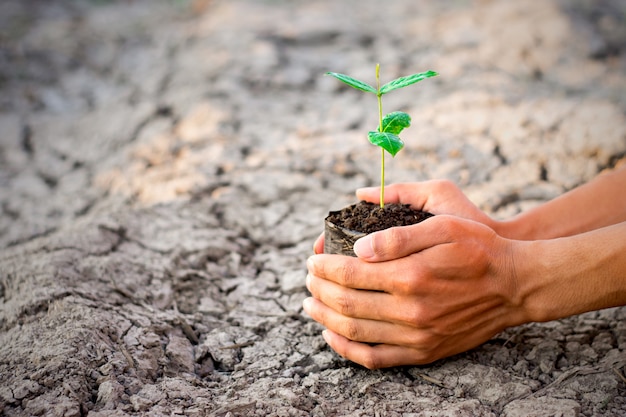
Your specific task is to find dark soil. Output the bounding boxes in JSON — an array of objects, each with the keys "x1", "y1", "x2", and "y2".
[{"x1": 326, "y1": 201, "x2": 434, "y2": 233}]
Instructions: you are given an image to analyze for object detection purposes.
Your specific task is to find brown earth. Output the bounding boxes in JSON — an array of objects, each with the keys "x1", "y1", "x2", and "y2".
[
  {"x1": 1, "y1": 0, "x2": 626, "y2": 416},
  {"x1": 326, "y1": 201, "x2": 433, "y2": 235},
  {"x1": 324, "y1": 201, "x2": 433, "y2": 256}
]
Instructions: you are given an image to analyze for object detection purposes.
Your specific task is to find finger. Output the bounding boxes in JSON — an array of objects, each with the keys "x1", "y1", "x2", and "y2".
[
  {"x1": 357, "y1": 181, "x2": 488, "y2": 222},
  {"x1": 307, "y1": 254, "x2": 402, "y2": 292},
  {"x1": 303, "y1": 297, "x2": 392, "y2": 344},
  {"x1": 352, "y1": 215, "x2": 447, "y2": 261},
  {"x1": 356, "y1": 182, "x2": 433, "y2": 209},
  {"x1": 322, "y1": 330, "x2": 432, "y2": 369},
  {"x1": 302, "y1": 297, "x2": 430, "y2": 346},
  {"x1": 353, "y1": 215, "x2": 484, "y2": 262},
  {"x1": 313, "y1": 232, "x2": 324, "y2": 254},
  {"x1": 306, "y1": 273, "x2": 401, "y2": 322}
]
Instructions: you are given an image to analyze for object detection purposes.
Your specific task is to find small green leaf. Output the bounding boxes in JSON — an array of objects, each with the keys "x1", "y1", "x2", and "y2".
[
  {"x1": 325, "y1": 72, "x2": 377, "y2": 93},
  {"x1": 379, "y1": 70, "x2": 438, "y2": 95},
  {"x1": 380, "y1": 111, "x2": 411, "y2": 135},
  {"x1": 368, "y1": 131, "x2": 404, "y2": 157}
]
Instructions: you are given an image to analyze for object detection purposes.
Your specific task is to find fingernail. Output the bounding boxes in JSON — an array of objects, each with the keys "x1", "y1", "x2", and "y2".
[
  {"x1": 302, "y1": 297, "x2": 313, "y2": 314},
  {"x1": 322, "y1": 329, "x2": 331, "y2": 344},
  {"x1": 353, "y1": 235, "x2": 374, "y2": 259},
  {"x1": 305, "y1": 273, "x2": 312, "y2": 291},
  {"x1": 306, "y1": 256, "x2": 316, "y2": 272}
]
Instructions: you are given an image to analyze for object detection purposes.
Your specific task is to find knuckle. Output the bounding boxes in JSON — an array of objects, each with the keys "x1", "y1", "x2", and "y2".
[
  {"x1": 335, "y1": 292, "x2": 356, "y2": 317},
  {"x1": 411, "y1": 349, "x2": 438, "y2": 365},
  {"x1": 392, "y1": 277, "x2": 413, "y2": 295},
  {"x1": 405, "y1": 305, "x2": 429, "y2": 328},
  {"x1": 342, "y1": 319, "x2": 362, "y2": 341},
  {"x1": 438, "y1": 179, "x2": 456, "y2": 191},
  {"x1": 372, "y1": 227, "x2": 404, "y2": 258},
  {"x1": 384, "y1": 228, "x2": 404, "y2": 252},
  {"x1": 405, "y1": 272, "x2": 424, "y2": 294},
  {"x1": 390, "y1": 264, "x2": 423, "y2": 295},
  {"x1": 434, "y1": 215, "x2": 461, "y2": 241},
  {"x1": 427, "y1": 179, "x2": 454, "y2": 195},
  {"x1": 404, "y1": 301, "x2": 437, "y2": 329},
  {"x1": 335, "y1": 261, "x2": 357, "y2": 287},
  {"x1": 408, "y1": 331, "x2": 436, "y2": 349},
  {"x1": 361, "y1": 352, "x2": 383, "y2": 370}
]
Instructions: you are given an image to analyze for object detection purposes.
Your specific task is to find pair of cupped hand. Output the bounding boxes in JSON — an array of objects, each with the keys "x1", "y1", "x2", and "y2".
[{"x1": 303, "y1": 181, "x2": 527, "y2": 369}]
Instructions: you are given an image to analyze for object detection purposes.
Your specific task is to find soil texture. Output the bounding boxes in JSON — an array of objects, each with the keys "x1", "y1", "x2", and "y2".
[
  {"x1": 324, "y1": 201, "x2": 434, "y2": 256},
  {"x1": 1, "y1": 0, "x2": 626, "y2": 416},
  {"x1": 326, "y1": 201, "x2": 434, "y2": 234}
]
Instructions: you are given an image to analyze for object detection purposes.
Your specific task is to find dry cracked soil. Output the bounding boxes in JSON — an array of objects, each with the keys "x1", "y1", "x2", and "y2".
[{"x1": 1, "y1": 0, "x2": 626, "y2": 416}]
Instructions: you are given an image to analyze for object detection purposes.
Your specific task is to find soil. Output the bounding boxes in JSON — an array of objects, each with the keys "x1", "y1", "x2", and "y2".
[
  {"x1": 1, "y1": 0, "x2": 626, "y2": 416},
  {"x1": 326, "y1": 201, "x2": 434, "y2": 234}
]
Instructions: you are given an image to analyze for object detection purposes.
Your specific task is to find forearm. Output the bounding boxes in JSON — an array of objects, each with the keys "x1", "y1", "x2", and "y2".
[
  {"x1": 496, "y1": 166, "x2": 626, "y2": 240},
  {"x1": 515, "y1": 221, "x2": 626, "y2": 323}
]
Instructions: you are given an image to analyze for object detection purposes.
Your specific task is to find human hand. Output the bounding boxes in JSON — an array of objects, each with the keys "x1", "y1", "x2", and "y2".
[
  {"x1": 304, "y1": 215, "x2": 528, "y2": 368},
  {"x1": 358, "y1": 180, "x2": 495, "y2": 224},
  {"x1": 313, "y1": 180, "x2": 498, "y2": 254}
]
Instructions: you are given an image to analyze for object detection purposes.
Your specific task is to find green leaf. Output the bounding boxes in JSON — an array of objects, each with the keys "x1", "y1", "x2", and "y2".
[
  {"x1": 368, "y1": 131, "x2": 404, "y2": 157},
  {"x1": 380, "y1": 111, "x2": 411, "y2": 135},
  {"x1": 379, "y1": 70, "x2": 438, "y2": 95},
  {"x1": 325, "y1": 72, "x2": 376, "y2": 94}
]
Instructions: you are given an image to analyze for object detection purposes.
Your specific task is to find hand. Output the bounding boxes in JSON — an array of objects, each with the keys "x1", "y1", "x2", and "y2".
[
  {"x1": 313, "y1": 180, "x2": 499, "y2": 254},
  {"x1": 304, "y1": 215, "x2": 528, "y2": 369},
  {"x1": 357, "y1": 180, "x2": 495, "y2": 225}
]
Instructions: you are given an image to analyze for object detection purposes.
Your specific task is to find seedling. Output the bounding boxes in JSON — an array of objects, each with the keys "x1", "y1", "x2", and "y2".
[{"x1": 326, "y1": 64, "x2": 438, "y2": 208}]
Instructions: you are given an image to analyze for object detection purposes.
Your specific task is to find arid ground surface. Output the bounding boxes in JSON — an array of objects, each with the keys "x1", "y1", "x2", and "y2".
[{"x1": 1, "y1": 0, "x2": 626, "y2": 416}]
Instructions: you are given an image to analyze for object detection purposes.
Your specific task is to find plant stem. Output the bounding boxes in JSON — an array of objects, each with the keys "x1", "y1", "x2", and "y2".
[
  {"x1": 376, "y1": 64, "x2": 384, "y2": 209},
  {"x1": 380, "y1": 147, "x2": 385, "y2": 209}
]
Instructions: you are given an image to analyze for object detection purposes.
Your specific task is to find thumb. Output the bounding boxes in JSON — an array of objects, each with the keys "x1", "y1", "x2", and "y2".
[{"x1": 353, "y1": 215, "x2": 449, "y2": 262}]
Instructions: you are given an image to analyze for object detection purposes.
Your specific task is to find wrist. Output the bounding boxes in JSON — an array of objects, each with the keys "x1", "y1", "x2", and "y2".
[
  {"x1": 492, "y1": 217, "x2": 530, "y2": 240},
  {"x1": 512, "y1": 239, "x2": 561, "y2": 323},
  {"x1": 493, "y1": 211, "x2": 550, "y2": 241},
  {"x1": 513, "y1": 223, "x2": 626, "y2": 323}
]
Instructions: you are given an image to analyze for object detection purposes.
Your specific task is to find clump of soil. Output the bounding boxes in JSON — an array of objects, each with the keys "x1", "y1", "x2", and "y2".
[{"x1": 326, "y1": 201, "x2": 433, "y2": 233}]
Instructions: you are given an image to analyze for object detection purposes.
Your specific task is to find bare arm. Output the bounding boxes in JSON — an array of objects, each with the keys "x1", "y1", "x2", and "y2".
[
  {"x1": 516, "y1": 220, "x2": 626, "y2": 322},
  {"x1": 351, "y1": 166, "x2": 626, "y2": 243},
  {"x1": 304, "y1": 217, "x2": 626, "y2": 368},
  {"x1": 497, "y1": 165, "x2": 626, "y2": 240},
  {"x1": 306, "y1": 168, "x2": 626, "y2": 368}
]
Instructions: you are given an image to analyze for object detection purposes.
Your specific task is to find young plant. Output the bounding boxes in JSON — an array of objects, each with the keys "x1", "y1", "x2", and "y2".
[{"x1": 326, "y1": 64, "x2": 438, "y2": 208}]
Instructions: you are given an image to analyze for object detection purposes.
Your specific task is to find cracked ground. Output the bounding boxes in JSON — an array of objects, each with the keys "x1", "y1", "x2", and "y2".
[{"x1": 1, "y1": 0, "x2": 626, "y2": 416}]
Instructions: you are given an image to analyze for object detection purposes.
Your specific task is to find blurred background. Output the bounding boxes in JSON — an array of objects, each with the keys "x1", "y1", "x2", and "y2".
[
  {"x1": 1, "y1": 0, "x2": 625, "y2": 249},
  {"x1": 0, "y1": 0, "x2": 626, "y2": 245},
  {"x1": 1, "y1": 1, "x2": 626, "y2": 416}
]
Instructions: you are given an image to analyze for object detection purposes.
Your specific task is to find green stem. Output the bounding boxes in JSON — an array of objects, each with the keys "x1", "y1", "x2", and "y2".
[
  {"x1": 380, "y1": 148, "x2": 385, "y2": 208},
  {"x1": 376, "y1": 64, "x2": 384, "y2": 209}
]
